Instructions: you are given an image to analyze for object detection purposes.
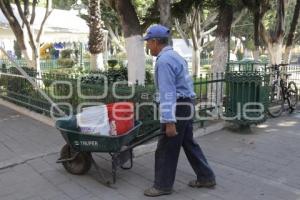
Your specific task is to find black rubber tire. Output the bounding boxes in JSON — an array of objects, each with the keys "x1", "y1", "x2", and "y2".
[
  {"x1": 267, "y1": 84, "x2": 284, "y2": 118},
  {"x1": 60, "y1": 144, "x2": 92, "y2": 175},
  {"x1": 287, "y1": 81, "x2": 298, "y2": 110}
]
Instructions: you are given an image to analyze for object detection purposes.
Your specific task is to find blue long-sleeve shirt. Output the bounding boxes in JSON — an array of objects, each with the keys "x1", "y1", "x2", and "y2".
[{"x1": 155, "y1": 46, "x2": 195, "y2": 123}]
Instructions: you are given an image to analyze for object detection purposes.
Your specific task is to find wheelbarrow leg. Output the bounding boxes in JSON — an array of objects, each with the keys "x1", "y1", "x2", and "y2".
[
  {"x1": 111, "y1": 148, "x2": 133, "y2": 183},
  {"x1": 112, "y1": 162, "x2": 117, "y2": 184},
  {"x1": 91, "y1": 155, "x2": 112, "y2": 186}
]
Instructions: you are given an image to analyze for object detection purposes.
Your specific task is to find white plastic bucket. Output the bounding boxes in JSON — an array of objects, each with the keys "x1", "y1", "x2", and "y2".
[{"x1": 76, "y1": 105, "x2": 110, "y2": 136}]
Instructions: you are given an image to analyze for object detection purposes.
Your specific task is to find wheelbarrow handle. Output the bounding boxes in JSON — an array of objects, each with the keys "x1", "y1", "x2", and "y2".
[{"x1": 120, "y1": 131, "x2": 165, "y2": 153}]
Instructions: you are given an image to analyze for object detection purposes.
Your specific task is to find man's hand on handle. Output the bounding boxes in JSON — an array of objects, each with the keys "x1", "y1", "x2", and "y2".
[{"x1": 165, "y1": 123, "x2": 177, "y2": 137}]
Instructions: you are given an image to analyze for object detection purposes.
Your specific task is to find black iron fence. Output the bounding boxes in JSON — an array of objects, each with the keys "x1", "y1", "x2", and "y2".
[{"x1": 0, "y1": 63, "x2": 299, "y2": 130}]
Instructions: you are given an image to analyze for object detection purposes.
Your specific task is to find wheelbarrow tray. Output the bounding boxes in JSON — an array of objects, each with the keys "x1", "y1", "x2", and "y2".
[{"x1": 56, "y1": 117, "x2": 142, "y2": 153}]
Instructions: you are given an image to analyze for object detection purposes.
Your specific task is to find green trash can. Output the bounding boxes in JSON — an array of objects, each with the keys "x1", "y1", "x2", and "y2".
[{"x1": 225, "y1": 60, "x2": 270, "y2": 126}]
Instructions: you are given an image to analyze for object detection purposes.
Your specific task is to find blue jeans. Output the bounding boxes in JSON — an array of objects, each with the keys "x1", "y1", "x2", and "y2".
[{"x1": 154, "y1": 98, "x2": 215, "y2": 191}]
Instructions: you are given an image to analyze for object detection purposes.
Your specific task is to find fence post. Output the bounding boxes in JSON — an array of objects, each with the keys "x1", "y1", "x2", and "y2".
[
  {"x1": 80, "y1": 42, "x2": 84, "y2": 68},
  {"x1": 1, "y1": 62, "x2": 6, "y2": 73}
]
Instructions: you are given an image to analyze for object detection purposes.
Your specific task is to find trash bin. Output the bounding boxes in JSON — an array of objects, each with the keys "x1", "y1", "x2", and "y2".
[{"x1": 225, "y1": 60, "x2": 270, "y2": 126}]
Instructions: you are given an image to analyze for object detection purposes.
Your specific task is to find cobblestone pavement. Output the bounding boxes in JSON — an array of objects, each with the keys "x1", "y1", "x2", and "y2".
[{"x1": 0, "y1": 105, "x2": 300, "y2": 200}]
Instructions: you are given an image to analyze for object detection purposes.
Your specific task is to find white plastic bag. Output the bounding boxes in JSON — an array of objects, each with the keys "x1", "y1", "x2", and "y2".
[{"x1": 76, "y1": 105, "x2": 110, "y2": 136}]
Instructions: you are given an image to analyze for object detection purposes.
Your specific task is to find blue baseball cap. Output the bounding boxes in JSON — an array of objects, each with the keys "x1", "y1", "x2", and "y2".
[{"x1": 143, "y1": 24, "x2": 170, "y2": 40}]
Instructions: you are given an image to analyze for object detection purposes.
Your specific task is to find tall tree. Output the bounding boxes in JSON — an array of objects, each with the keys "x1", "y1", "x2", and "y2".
[
  {"x1": 0, "y1": 0, "x2": 52, "y2": 73},
  {"x1": 101, "y1": 1, "x2": 125, "y2": 53},
  {"x1": 88, "y1": 0, "x2": 105, "y2": 71},
  {"x1": 284, "y1": 0, "x2": 300, "y2": 63},
  {"x1": 260, "y1": 0, "x2": 286, "y2": 64},
  {"x1": 240, "y1": 0, "x2": 300, "y2": 63},
  {"x1": 211, "y1": 1, "x2": 233, "y2": 73},
  {"x1": 208, "y1": 0, "x2": 245, "y2": 110},
  {"x1": 158, "y1": 0, "x2": 171, "y2": 28},
  {"x1": 173, "y1": 1, "x2": 218, "y2": 76},
  {"x1": 241, "y1": 0, "x2": 268, "y2": 60},
  {"x1": 111, "y1": 0, "x2": 145, "y2": 84}
]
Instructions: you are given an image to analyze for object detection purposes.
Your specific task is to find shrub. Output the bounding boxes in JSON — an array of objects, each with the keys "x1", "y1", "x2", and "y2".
[
  {"x1": 60, "y1": 49, "x2": 73, "y2": 59},
  {"x1": 58, "y1": 58, "x2": 75, "y2": 68},
  {"x1": 107, "y1": 59, "x2": 118, "y2": 68},
  {"x1": 202, "y1": 64, "x2": 211, "y2": 71},
  {"x1": 145, "y1": 69, "x2": 154, "y2": 84},
  {"x1": 80, "y1": 66, "x2": 128, "y2": 84},
  {"x1": 6, "y1": 67, "x2": 35, "y2": 97}
]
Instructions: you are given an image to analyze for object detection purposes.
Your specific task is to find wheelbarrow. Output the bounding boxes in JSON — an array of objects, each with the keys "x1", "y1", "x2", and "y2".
[{"x1": 56, "y1": 116, "x2": 161, "y2": 186}]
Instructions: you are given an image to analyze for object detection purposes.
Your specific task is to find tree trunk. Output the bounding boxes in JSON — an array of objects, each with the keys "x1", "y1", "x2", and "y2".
[
  {"x1": 267, "y1": 41, "x2": 284, "y2": 65},
  {"x1": 115, "y1": 0, "x2": 145, "y2": 85},
  {"x1": 88, "y1": 0, "x2": 105, "y2": 71},
  {"x1": 259, "y1": 0, "x2": 286, "y2": 65},
  {"x1": 0, "y1": 0, "x2": 51, "y2": 72},
  {"x1": 192, "y1": 48, "x2": 201, "y2": 77},
  {"x1": 283, "y1": 46, "x2": 292, "y2": 63},
  {"x1": 23, "y1": 28, "x2": 35, "y2": 68},
  {"x1": 253, "y1": 6, "x2": 260, "y2": 62},
  {"x1": 191, "y1": 22, "x2": 200, "y2": 77},
  {"x1": 158, "y1": 0, "x2": 171, "y2": 28},
  {"x1": 284, "y1": 0, "x2": 300, "y2": 63},
  {"x1": 243, "y1": 48, "x2": 254, "y2": 59},
  {"x1": 90, "y1": 53, "x2": 104, "y2": 71},
  {"x1": 253, "y1": 47, "x2": 260, "y2": 61},
  {"x1": 125, "y1": 36, "x2": 145, "y2": 84},
  {"x1": 89, "y1": 53, "x2": 105, "y2": 71},
  {"x1": 34, "y1": 44, "x2": 40, "y2": 72},
  {"x1": 107, "y1": 25, "x2": 126, "y2": 53},
  {"x1": 21, "y1": 50, "x2": 33, "y2": 67},
  {"x1": 211, "y1": 3, "x2": 233, "y2": 113},
  {"x1": 212, "y1": 37, "x2": 229, "y2": 73},
  {"x1": 211, "y1": 3, "x2": 233, "y2": 73}
]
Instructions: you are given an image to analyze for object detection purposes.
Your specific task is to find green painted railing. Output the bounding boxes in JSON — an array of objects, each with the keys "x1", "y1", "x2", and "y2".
[
  {"x1": 1, "y1": 59, "x2": 61, "y2": 71},
  {"x1": 1, "y1": 64, "x2": 299, "y2": 130},
  {"x1": 0, "y1": 57, "x2": 154, "y2": 72},
  {"x1": 1, "y1": 57, "x2": 210, "y2": 72},
  {"x1": 0, "y1": 67, "x2": 225, "y2": 131}
]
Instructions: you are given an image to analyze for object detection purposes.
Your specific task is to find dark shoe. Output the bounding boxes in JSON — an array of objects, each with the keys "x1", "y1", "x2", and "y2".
[
  {"x1": 144, "y1": 187, "x2": 172, "y2": 197},
  {"x1": 188, "y1": 179, "x2": 216, "y2": 188}
]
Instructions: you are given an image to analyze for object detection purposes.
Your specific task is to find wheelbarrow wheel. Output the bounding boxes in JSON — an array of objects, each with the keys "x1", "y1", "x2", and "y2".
[{"x1": 60, "y1": 144, "x2": 92, "y2": 175}]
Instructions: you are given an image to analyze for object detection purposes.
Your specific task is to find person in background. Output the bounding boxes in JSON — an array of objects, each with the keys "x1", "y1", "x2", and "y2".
[{"x1": 143, "y1": 24, "x2": 216, "y2": 197}]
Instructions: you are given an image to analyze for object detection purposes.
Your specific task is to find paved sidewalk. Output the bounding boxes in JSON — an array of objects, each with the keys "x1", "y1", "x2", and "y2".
[
  {"x1": 0, "y1": 105, "x2": 300, "y2": 200},
  {"x1": 0, "y1": 106, "x2": 64, "y2": 169}
]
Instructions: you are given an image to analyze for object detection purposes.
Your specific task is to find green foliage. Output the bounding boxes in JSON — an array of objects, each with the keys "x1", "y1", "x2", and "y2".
[
  {"x1": 52, "y1": 0, "x2": 75, "y2": 9},
  {"x1": 259, "y1": 55, "x2": 269, "y2": 63},
  {"x1": 245, "y1": 39, "x2": 255, "y2": 50},
  {"x1": 236, "y1": 49, "x2": 243, "y2": 61},
  {"x1": 60, "y1": 49, "x2": 73, "y2": 59},
  {"x1": 57, "y1": 58, "x2": 75, "y2": 68},
  {"x1": 202, "y1": 0, "x2": 244, "y2": 10},
  {"x1": 49, "y1": 47, "x2": 57, "y2": 59},
  {"x1": 5, "y1": 67, "x2": 36, "y2": 97},
  {"x1": 107, "y1": 59, "x2": 118, "y2": 68},
  {"x1": 236, "y1": 49, "x2": 244, "y2": 60},
  {"x1": 145, "y1": 69, "x2": 154, "y2": 84},
  {"x1": 100, "y1": 1, "x2": 120, "y2": 30},
  {"x1": 8, "y1": 66, "x2": 37, "y2": 76},
  {"x1": 201, "y1": 64, "x2": 211, "y2": 71},
  {"x1": 133, "y1": 0, "x2": 155, "y2": 19},
  {"x1": 172, "y1": 0, "x2": 203, "y2": 21},
  {"x1": 262, "y1": 0, "x2": 299, "y2": 34},
  {"x1": 106, "y1": 67, "x2": 128, "y2": 83},
  {"x1": 231, "y1": 11, "x2": 254, "y2": 40},
  {"x1": 80, "y1": 67, "x2": 128, "y2": 84}
]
